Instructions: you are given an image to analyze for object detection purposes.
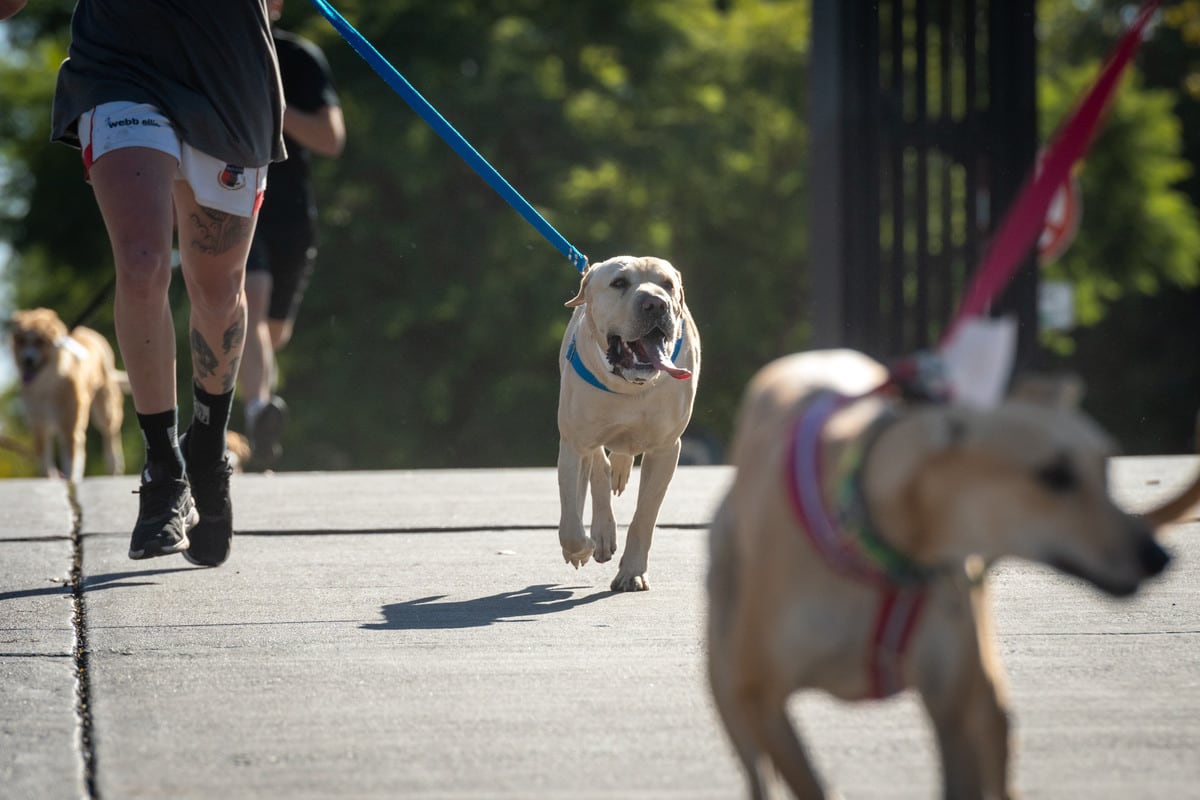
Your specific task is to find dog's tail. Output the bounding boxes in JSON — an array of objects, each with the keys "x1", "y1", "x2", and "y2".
[
  {"x1": 1142, "y1": 412, "x2": 1200, "y2": 528},
  {"x1": 112, "y1": 369, "x2": 131, "y2": 394},
  {"x1": 1143, "y1": 476, "x2": 1200, "y2": 528}
]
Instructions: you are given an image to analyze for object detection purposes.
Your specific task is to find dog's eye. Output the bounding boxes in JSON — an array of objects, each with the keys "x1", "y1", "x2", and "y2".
[
  {"x1": 610, "y1": 277, "x2": 629, "y2": 290},
  {"x1": 662, "y1": 280, "x2": 674, "y2": 293},
  {"x1": 1035, "y1": 457, "x2": 1076, "y2": 493}
]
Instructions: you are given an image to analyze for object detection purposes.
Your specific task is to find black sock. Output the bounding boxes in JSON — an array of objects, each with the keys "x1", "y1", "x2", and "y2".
[
  {"x1": 138, "y1": 408, "x2": 185, "y2": 479},
  {"x1": 187, "y1": 383, "x2": 233, "y2": 468}
]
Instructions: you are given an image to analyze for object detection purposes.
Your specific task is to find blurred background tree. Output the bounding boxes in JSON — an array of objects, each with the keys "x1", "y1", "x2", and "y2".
[
  {"x1": 1039, "y1": 0, "x2": 1200, "y2": 452},
  {"x1": 1, "y1": 0, "x2": 1198, "y2": 476}
]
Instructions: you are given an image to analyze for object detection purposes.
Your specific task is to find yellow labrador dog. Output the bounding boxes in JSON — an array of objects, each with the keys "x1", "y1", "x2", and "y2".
[
  {"x1": 10, "y1": 307, "x2": 126, "y2": 482},
  {"x1": 557, "y1": 255, "x2": 700, "y2": 591},
  {"x1": 707, "y1": 349, "x2": 1194, "y2": 799}
]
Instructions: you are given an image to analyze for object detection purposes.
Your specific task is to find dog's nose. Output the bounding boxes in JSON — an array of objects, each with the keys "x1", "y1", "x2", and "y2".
[
  {"x1": 1137, "y1": 536, "x2": 1170, "y2": 577},
  {"x1": 639, "y1": 293, "x2": 667, "y2": 314}
]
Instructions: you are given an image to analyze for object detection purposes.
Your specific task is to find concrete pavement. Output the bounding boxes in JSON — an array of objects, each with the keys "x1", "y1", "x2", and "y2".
[{"x1": 2, "y1": 460, "x2": 1199, "y2": 799}]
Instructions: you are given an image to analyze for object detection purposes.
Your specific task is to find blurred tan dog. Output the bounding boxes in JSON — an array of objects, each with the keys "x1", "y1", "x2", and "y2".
[
  {"x1": 224, "y1": 430, "x2": 252, "y2": 473},
  {"x1": 557, "y1": 255, "x2": 700, "y2": 591},
  {"x1": 10, "y1": 308, "x2": 126, "y2": 482},
  {"x1": 707, "y1": 349, "x2": 1194, "y2": 799}
]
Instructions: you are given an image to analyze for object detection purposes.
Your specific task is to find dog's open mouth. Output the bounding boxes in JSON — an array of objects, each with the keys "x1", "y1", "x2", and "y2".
[
  {"x1": 19, "y1": 356, "x2": 43, "y2": 385},
  {"x1": 606, "y1": 328, "x2": 692, "y2": 381}
]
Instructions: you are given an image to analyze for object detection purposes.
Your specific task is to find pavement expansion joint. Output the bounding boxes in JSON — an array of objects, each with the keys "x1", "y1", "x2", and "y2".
[{"x1": 67, "y1": 483, "x2": 99, "y2": 800}]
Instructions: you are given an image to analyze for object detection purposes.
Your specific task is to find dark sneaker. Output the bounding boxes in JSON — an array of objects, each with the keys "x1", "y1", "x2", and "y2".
[
  {"x1": 181, "y1": 431, "x2": 235, "y2": 567},
  {"x1": 248, "y1": 395, "x2": 287, "y2": 470},
  {"x1": 129, "y1": 462, "x2": 196, "y2": 559}
]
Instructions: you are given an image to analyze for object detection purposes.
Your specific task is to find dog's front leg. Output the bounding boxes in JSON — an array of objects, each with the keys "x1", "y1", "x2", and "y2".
[
  {"x1": 923, "y1": 684, "x2": 1011, "y2": 800},
  {"x1": 611, "y1": 438, "x2": 680, "y2": 591},
  {"x1": 67, "y1": 415, "x2": 89, "y2": 484},
  {"x1": 918, "y1": 590, "x2": 1013, "y2": 800},
  {"x1": 714, "y1": 668, "x2": 829, "y2": 799},
  {"x1": 707, "y1": 507, "x2": 773, "y2": 800},
  {"x1": 557, "y1": 438, "x2": 596, "y2": 568},
  {"x1": 31, "y1": 426, "x2": 58, "y2": 479},
  {"x1": 100, "y1": 428, "x2": 125, "y2": 476},
  {"x1": 94, "y1": 384, "x2": 125, "y2": 475},
  {"x1": 589, "y1": 450, "x2": 619, "y2": 563}
]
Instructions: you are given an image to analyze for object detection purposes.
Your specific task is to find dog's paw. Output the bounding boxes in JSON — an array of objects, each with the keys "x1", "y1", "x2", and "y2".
[
  {"x1": 562, "y1": 539, "x2": 595, "y2": 569},
  {"x1": 610, "y1": 453, "x2": 634, "y2": 495},
  {"x1": 592, "y1": 521, "x2": 618, "y2": 564},
  {"x1": 610, "y1": 570, "x2": 649, "y2": 592}
]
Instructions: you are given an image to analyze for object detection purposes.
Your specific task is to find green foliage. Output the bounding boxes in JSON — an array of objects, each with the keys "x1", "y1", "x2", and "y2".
[
  {"x1": 274, "y1": 0, "x2": 812, "y2": 468},
  {"x1": 5, "y1": 0, "x2": 1200, "y2": 468},
  {"x1": 1036, "y1": 0, "x2": 1200, "y2": 452},
  {"x1": 1040, "y1": 68, "x2": 1200, "y2": 327}
]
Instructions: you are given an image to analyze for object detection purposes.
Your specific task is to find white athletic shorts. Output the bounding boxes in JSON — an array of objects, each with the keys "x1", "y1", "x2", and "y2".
[{"x1": 78, "y1": 101, "x2": 267, "y2": 218}]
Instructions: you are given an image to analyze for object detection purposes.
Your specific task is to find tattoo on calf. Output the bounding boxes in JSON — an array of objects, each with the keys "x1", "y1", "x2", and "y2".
[
  {"x1": 222, "y1": 356, "x2": 241, "y2": 394},
  {"x1": 191, "y1": 329, "x2": 219, "y2": 380},
  {"x1": 223, "y1": 316, "x2": 245, "y2": 355},
  {"x1": 189, "y1": 206, "x2": 251, "y2": 256}
]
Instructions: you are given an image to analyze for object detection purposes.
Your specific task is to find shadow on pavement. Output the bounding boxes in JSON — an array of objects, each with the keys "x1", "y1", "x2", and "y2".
[
  {"x1": 0, "y1": 566, "x2": 199, "y2": 602},
  {"x1": 363, "y1": 583, "x2": 612, "y2": 630}
]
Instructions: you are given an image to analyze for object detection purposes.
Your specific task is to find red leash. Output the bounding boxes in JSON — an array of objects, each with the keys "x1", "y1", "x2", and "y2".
[{"x1": 942, "y1": 0, "x2": 1160, "y2": 349}]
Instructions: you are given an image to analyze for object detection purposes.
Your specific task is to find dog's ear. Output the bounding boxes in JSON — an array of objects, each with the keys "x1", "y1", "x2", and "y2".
[
  {"x1": 565, "y1": 267, "x2": 593, "y2": 307},
  {"x1": 4, "y1": 310, "x2": 26, "y2": 336},
  {"x1": 1008, "y1": 372, "x2": 1085, "y2": 409}
]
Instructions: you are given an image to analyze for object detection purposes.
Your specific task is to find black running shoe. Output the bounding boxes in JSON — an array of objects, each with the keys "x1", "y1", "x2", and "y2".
[
  {"x1": 181, "y1": 431, "x2": 235, "y2": 567},
  {"x1": 128, "y1": 462, "x2": 196, "y2": 559},
  {"x1": 248, "y1": 395, "x2": 287, "y2": 470}
]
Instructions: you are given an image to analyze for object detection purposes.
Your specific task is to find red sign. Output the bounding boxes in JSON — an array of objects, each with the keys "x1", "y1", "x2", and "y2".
[{"x1": 1039, "y1": 172, "x2": 1082, "y2": 265}]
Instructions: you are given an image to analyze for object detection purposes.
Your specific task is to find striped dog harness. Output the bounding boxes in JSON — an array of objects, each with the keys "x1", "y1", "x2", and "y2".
[{"x1": 785, "y1": 391, "x2": 930, "y2": 699}]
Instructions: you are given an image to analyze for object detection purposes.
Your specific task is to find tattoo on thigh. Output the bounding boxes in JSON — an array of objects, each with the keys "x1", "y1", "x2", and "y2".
[
  {"x1": 191, "y1": 329, "x2": 219, "y2": 379},
  {"x1": 189, "y1": 206, "x2": 251, "y2": 256},
  {"x1": 223, "y1": 316, "x2": 245, "y2": 355}
]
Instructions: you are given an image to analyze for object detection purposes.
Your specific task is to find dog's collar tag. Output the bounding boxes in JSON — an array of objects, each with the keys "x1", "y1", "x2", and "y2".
[{"x1": 566, "y1": 333, "x2": 684, "y2": 393}]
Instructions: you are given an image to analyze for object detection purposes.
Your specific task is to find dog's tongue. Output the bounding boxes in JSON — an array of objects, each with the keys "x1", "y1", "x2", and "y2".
[{"x1": 638, "y1": 335, "x2": 692, "y2": 380}]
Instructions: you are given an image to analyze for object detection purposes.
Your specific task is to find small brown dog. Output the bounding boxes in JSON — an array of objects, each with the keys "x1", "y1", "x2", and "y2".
[
  {"x1": 707, "y1": 349, "x2": 1196, "y2": 799},
  {"x1": 10, "y1": 307, "x2": 126, "y2": 482},
  {"x1": 557, "y1": 255, "x2": 700, "y2": 591}
]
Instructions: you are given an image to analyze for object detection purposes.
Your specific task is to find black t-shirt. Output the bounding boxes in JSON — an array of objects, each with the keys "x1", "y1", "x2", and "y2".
[
  {"x1": 259, "y1": 28, "x2": 340, "y2": 228},
  {"x1": 52, "y1": 0, "x2": 285, "y2": 168}
]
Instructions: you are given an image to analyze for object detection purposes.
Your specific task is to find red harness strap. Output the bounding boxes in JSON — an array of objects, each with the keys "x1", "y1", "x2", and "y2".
[
  {"x1": 868, "y1": 586, "x2": 927, "y2": 699},
  {"x1": 786, "y1": 392, "x2": 929, "y2": 699}
]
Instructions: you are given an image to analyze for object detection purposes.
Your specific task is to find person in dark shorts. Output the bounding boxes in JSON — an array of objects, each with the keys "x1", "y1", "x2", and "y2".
[
  {"x1": 51, "y1": 0, "x2": 285, "y2": 566},
  {"x1": 240, "y1": 0, "x2": 345, "y2": 470}
]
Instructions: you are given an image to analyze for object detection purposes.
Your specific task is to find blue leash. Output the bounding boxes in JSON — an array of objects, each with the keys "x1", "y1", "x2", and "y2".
[{"x1": 307, "y1": 0, "x2": 588, "y2": 273}]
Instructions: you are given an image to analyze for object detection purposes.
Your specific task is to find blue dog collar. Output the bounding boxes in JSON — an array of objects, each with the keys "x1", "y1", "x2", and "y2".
[{"x1": 566, "y1": 334, "x2": 684, "y2": 393}]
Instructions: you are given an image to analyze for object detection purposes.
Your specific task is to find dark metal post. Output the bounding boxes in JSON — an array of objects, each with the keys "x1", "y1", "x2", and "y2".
[
  {"x1": 809, "y1": 0, "x2": 1038, "y2": 363},
  {"x1": 988, "y1": 0, "x2": 1040, "y2": 365},
  {"x1": 809, "y1": 0, "x2": 879, "y2": 351}
]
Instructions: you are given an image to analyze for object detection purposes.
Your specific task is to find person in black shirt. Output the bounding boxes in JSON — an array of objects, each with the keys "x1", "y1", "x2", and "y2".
[
  {"x1": 51, "y1": 0, "x2": 285, "y2": 566},
  {"x1": 241, "y1": 0, "x2": 345, "y2": 469}
]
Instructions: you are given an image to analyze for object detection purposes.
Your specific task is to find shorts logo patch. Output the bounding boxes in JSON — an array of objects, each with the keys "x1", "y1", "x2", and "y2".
[{"x1": 218, "y1": 164, "x2": 246, "y2": 191}]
